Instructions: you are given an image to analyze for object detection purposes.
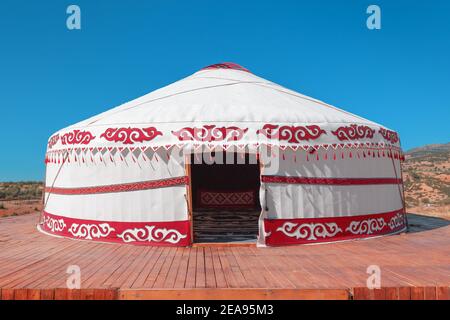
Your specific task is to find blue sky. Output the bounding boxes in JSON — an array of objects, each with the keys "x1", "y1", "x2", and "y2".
[{"x1": 0, "y1": 0, "x2": 449, "y2": 181}]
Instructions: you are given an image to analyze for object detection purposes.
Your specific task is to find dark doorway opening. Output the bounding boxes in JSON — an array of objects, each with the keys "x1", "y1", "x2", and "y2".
[{"x1": 190, "y1": 152, "x2": 261, "y2": 243}]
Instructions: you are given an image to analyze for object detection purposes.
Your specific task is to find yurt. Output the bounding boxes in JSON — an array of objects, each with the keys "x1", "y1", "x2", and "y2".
[{"x1": 40, "y1": 63, "x2": 407, "y2": 247}]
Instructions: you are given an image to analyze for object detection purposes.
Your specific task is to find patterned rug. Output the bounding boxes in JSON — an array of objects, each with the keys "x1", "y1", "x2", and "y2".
[
  {"x1": 197, "y1": 189, "x2": 257, "y2": 209},
  {"x1": 193, "y1": 210, "x2": 260, "y2": 243}
]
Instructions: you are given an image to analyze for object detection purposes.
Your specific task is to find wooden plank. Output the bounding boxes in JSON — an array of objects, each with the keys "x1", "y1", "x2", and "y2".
[
  {"x1": 424, "y1": 287, "x2": 437, "y2": 300},
  {"x1": 385, "y1": 287, "x2": 399, "y2": 300},
  {"x1": 410, "y1": 287, "x2": 425, "y2": 300},
  {"x1": 14, "y1": 288, "x2": 28, "y2": 300},
  {"x1": 204, "y1": 247, "x2": 216, "y2": 288},
  {"x1": 173, "y1": 248, "x2": 191, "y2": 288},
  {"x1": 27, "y1": 289, "x2": 41, "y2": 300},
  {"x1": 144, "y1": 248, "x2": 176, "y2": 288},
  {"x1": 398, "y1": 287, "x2": 411, "y2": 300},
  {"x1": 185, "y1": 247, "x2": 197, "y2": 288},
  {"x1": 119, "y1": 288, "x2": 350, "y2": 300},
  {"x1": 211, "y1": 247, "x2": 227, "y2": 288},
  {"x1": 131, "y1": 247, "x2": 164, "y2": 288},
  {"x1": 436, "y1": 286, "x2": 449, "y2": 300},
  {"x1": 40, "y1": 289, "x2": 55, "y2": 300},
  {"x1": 67, "y1": 289, "x2": 81, "y2": 300},
  {"x1": 104, "y1": 289, "x2": 118, "y2": 300},
  {"x1": 372, "y1": 288, "x2": 386, "y2": 300},
  {"x1": 352, "y1": 287, "x2": 370, "y2": 300},
  {"x1": 1, "y1": 288, "x2": 15, "y2": 300},
  {"x1": 54, "y1": 288, "x2": 68, "y2": 300},
  {"x1": 80, "y1": 289, "x2": 95, "y2": 300},
  {"x1": 195, "y1": 247, "x2": 206, "y2": 288}
]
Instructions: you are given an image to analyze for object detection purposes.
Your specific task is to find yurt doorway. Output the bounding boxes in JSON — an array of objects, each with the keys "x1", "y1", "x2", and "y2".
[{"x1": 189, "y1": 152, "x2": 261, "y2": 243}]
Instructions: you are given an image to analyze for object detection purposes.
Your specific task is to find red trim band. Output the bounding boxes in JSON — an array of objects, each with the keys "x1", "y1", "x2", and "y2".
[
  {"x1": 45, "y1": 176, "x2": 189, "y2": 195},
  {"x1": 40, "y1": 211, "x2": 191, "y2": 246},
  {"x1": 261, "y1": 176, "x2": 402, "y2": 185},
  {"x1": 264, "y1": 209, "x2": 406, "y2": 246}
]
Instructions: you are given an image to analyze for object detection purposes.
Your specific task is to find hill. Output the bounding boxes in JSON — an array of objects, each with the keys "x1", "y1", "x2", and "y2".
[{"x1": 403, "y1": 142, "x2": 450, "y2": 217}]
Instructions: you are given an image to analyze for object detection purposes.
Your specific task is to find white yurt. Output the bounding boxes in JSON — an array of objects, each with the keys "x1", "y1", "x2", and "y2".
[{"x1": 40, "y1": 63, "x2": 407, "y2": 246}]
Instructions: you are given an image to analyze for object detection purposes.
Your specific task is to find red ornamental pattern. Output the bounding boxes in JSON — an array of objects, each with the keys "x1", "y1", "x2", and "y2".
[
  {"x1": 40, "y1": 211, "x2": 190, "y2": 246},
  {"x1": 47, "y1": 134, "x2": 60, "y2": 149},
  {"x1": 331, "y1": 124, "x2": 375, "y2": 141},
  {"x1": 257, "y1": 124, "x2": 326, "y2": 143},
  {"x1": 264, "y1": 209, "x2": 406, "y2": 246},
  {"x1": 45, "y1": 176, "x2": 189, "y2": 195},
  {"x1": 172, "y1": 125, "x2": 248, "y2": 142},
  {"x1": 379, "y1": 128, "x2": 399, "y2": 144},
  {"x1": 100, "y1": 127, "x2": 162, "y2": 144},
  {"x1": 40, "y1": 210, "x2": 405, "y2": 246},
  {"x1": 198, "y1": 190, "x2": 256, "y2": 209},
  {"x1": 261, "y1": 176, "x2": 402, "y2": 186},
  {"x1": 61, "y1": 130, "x2": 95, "y2": 145}
]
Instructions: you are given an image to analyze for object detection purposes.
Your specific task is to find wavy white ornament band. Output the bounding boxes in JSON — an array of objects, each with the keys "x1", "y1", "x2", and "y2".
[
  {"x1": 265, "y1": 209, "x2": 407, "y2": 246},
  {"x1": 40, "y1": 210, "x2": 406, "y2": 246},
  {"x1": 40, "y1": 211, "x2": 190, "y2": 246}
]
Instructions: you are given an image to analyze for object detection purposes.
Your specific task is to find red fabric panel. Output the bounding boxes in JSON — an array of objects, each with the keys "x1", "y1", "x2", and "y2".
[
  {"x1": 264, "y1": 209, "x2": 406, "y2": 246},
  {"x1": 40, "y1": 211, "x2": 191, "y2": 246}
]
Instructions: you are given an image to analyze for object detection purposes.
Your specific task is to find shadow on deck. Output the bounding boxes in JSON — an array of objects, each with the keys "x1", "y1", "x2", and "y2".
[{"x1": 407, "y1": 213, "x2": 450, "y2": 233}]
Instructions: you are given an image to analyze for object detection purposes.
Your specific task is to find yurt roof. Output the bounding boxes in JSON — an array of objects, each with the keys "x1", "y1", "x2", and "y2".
[{"x1": 46, "y1": 63, "x2": 401, "y2": 154}]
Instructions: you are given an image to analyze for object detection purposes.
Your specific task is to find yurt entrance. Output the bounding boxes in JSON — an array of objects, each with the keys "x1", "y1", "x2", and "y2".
[{"x1": 189, "y1": 152, "x2": 261, "y2": 243}]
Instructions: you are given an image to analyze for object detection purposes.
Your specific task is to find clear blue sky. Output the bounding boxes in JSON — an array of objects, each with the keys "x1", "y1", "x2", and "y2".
[{"x1": 0, "y1": 1, "x2": 449, "y2": 181}]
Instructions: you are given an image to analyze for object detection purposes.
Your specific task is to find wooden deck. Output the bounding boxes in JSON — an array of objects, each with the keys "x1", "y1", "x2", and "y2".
[{"x1": 0, "y1": 213, "x2": 449, "y2": 300}]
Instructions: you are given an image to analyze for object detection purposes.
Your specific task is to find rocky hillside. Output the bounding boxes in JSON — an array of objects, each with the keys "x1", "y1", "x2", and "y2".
[{"x1": 403, "y1": 143, "x2": 450, "y2": 217}]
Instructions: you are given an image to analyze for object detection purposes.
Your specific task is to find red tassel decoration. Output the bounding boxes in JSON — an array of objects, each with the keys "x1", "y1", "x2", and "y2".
[
  {"x1": 333, "y1": 153, "x2": 337, "y2": 160},
  {"x1": 316, "y1": 153, "x2": 319, "y2": 161},
  {"x1": 349, "y1": 151, "x2": 353, "y2": 158},
  {"x1": 324, "y1": 153, "x2": 328, "y2": 160}
]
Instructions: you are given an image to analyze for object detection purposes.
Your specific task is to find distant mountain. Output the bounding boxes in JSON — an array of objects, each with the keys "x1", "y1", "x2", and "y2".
[
  {"x1": 403, "y1": 142, "x2": 450, "y2": 213},
  {"x1": 406, "y1": 143, "x2": 450, "y2": 159}
]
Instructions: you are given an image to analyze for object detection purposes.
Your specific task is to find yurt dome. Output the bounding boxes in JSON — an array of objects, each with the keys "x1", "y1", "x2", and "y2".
[{"x1": 40, "y1": 62, "x2": 407, "y2": 246}]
